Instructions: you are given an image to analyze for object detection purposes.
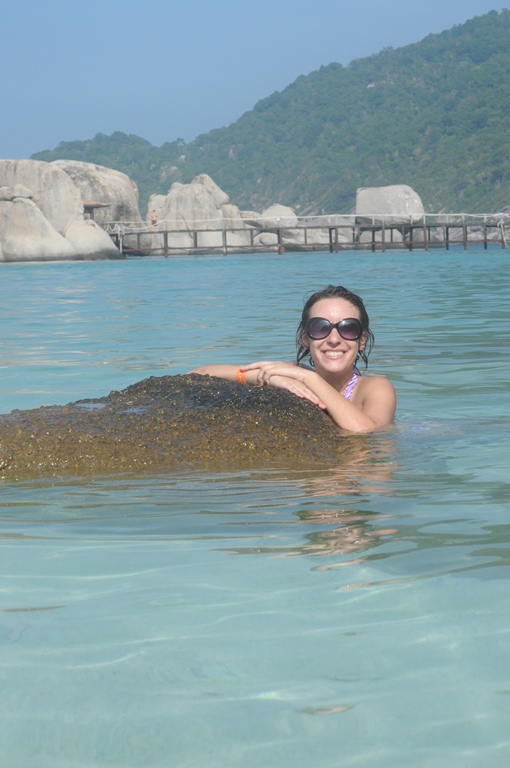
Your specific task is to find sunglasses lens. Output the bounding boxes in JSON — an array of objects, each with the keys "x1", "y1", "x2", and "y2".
[
  {"x1": 339, "y1": 319, "x2": 363, "y2": 340},
  {"x1": 306, "y1": 318, "x2": 332, "y2": 339},
  {"x1": 306, "y1": 317, "x2": 363, "y2": 341}
]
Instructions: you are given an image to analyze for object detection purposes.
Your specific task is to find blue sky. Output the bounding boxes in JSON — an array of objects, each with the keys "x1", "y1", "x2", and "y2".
[{"x1": 1, "y1": 0, "x2": 505, "y2": 159}]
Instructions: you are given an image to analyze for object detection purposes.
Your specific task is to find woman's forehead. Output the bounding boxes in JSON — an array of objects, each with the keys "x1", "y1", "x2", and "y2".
[{"x1": 309, "y1": 297, "x2": 360, "y2": 319}]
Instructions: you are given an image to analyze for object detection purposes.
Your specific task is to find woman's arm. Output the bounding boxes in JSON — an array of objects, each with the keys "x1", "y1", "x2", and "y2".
[
  {"x1": 188, "y1": 364, "x2": 248, "y2": 381},
  {"x1": 187, "y1": 363, "x2": 327, "y2": 408},
  {"x1": 240, "y1": 361, "x2": 396, "y2": 433}
]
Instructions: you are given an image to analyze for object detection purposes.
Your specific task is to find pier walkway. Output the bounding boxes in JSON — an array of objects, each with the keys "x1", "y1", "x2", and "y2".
[{"x1": 101, "y1": 212, "x2": 509, "y2": 256}]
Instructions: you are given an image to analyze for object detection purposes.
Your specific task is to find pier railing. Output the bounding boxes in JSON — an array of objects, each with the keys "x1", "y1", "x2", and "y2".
[{"x1": 101, "y1": 212, "x2": 510, "y2": 255}]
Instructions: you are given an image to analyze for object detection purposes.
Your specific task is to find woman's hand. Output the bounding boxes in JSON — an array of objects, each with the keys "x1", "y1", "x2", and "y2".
[
  {"x1": 266, "y1": 375, "x2": 327, "y2": 409},
  {"x1": 240, "y1": 361, "x2": 326, "y2": 408},
  {"x1": 240, "y1": 360, "x2": 302, "y2": 387}
]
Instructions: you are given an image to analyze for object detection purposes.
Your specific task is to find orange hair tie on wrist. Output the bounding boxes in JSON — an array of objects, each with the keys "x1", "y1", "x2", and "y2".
[{"x1": 236, "y1": 367, "x2": 247, "y2": 384}]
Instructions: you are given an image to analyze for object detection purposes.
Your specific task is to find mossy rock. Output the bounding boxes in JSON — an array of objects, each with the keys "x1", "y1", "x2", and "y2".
[{"x1": 0, "y1": 374, "x2": 349, "y2": 479}]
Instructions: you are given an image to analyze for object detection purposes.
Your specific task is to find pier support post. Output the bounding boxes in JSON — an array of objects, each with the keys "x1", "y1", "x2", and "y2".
[
  {"x1": 277, "y1": 226, "x2": 284, "y2": 255},
  {"x1": 328, "y1": 227, "x2": 339, "y2": 253}
]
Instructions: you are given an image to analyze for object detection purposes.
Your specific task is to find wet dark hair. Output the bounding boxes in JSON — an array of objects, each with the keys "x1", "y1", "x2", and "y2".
[{"x1": 296, "y1": 285, "x2": 374, "y2": 369}]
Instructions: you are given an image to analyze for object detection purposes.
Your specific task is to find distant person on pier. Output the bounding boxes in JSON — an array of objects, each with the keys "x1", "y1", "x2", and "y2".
[
  {"x1": 188, "y1": 285, "x2": 396, "y2": 433},
  {"x1": 150, "y1": 210, "x2": 158, "y2": 230}
]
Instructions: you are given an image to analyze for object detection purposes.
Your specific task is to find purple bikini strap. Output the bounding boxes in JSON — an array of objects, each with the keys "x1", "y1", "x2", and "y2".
[{"x1": 343, "y1": 366, "x2": 361, "y2": 401}]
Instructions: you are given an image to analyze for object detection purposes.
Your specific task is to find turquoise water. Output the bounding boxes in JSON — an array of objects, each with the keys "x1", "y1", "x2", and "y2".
[{"x1": 1, "y1": 249, "x2": 509, "y2": 767}]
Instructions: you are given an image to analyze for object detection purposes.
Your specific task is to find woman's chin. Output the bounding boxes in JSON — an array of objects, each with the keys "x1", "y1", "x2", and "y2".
[{"x1": 314, "y1": 358, "x2": 352, "y2": 377}]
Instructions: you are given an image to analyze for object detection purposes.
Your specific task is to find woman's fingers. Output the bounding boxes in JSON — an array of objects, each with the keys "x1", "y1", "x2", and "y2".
[{"x1": 268, "y1": 376, "x2": 326, "y2": 409}]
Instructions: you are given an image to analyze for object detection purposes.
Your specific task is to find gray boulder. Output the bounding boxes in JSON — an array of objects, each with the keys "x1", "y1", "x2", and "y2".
[
  {"x1": 0, "y1": 160, "x2": 123, "y2": 261},
  {"x1": 356, "y1": 184, "x2": 425, "y2": 227},
  {"x1": 193, "y1": 173, "x2": 230, "y2": 207},
  {"x1": 254, "y1": 232, "x2": 279, "y2": 247},
  {"x1": 260, "y1": 204, "x2": 299, "y2": 229},
  {"x1": 63, "y1": 219, "x2": 122, "y2": 259},
  {"x1": 0, "y1": 159, "x2": 83, "y2": 234},
  {"x1": 52, "y1": 159, "x2": 142, "y2": 224},
  {"x1": 242, "y1": 203, "x2": 304, "y2": 248},
  {"x1": 148, "y1": 174, "x2": 231, "y2": 229},
  {"x1": 147, "y1": 174, "x2": 252, "y2": 250},
  {"x1": 0, "y1": 195, "x2": 78, "y2": 262},
  {"x1": 219, "y1": 203, "x2": 254, "y2": 247}
]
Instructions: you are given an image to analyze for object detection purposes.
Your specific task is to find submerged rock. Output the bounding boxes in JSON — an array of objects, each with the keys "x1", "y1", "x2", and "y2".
[{"x1": 0, "y1": 374, "x2": 347, "y2": 479}]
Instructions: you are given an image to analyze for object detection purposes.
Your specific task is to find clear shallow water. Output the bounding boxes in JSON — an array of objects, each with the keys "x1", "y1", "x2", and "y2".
[{"x1": 0, "y1": 249, "x2": 509, "y2": 767}]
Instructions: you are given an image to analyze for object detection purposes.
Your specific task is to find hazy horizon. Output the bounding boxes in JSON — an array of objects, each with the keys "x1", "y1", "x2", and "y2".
[{"x1": 1, "y1": 0, "x2": 506, "y2": 160}]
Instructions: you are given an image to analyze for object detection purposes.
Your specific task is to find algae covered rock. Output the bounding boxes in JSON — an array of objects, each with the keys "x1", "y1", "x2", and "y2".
[{"x1": 0, "y1": 374, "x2": 346, "y2": 479}]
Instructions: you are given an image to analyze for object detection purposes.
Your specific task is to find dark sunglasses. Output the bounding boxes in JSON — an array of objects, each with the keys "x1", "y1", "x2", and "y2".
[{"x1": 305, "y1": 316, "x2": 363, "y2": 341}]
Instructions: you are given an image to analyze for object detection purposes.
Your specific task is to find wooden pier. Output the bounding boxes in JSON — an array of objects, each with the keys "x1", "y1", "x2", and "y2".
[{"x1": 103, "y1": 213, "x2": 509, "y2": 257}]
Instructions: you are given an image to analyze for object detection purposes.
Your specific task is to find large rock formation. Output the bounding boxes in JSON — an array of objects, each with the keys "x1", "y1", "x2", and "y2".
[
  {"x1": 63, "y1": 219, "x2": 121, "y2": 259},
  {"x1": 0, "y1": 374, "x2": 346, "y2": 479},
  {"x1": 249, "y1": 204, "x2": 300, "y2": 248},
  {"x1": 147, "y1": 174, "x2": 252, "y2": 249},
  {"x1": 355, "y1": 184, "x2": 443, "y2": 246},
  {"x1": 0, "y1": 159, "x2": 83, "y2": 233},
  {"x1": 355, "y1": 184, "x2": 425, "y2": 227},
  {"x1": 52, "y1": 160, "x2": 142, "y2": 225},
  {"x1": 0, "y1": 159, "x2": 125, "y2": 262},
  {"x1": 258, "y1": 203, "x2": 299, "y2": 229},
  {"x1": 0, "y1": 186, "x2": 77, "y2": 261}
]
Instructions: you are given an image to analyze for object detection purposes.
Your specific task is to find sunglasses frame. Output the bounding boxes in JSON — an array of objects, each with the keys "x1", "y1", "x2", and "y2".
[{"x1": 305, "y1": 316, "x2": 364, "y2": 342}]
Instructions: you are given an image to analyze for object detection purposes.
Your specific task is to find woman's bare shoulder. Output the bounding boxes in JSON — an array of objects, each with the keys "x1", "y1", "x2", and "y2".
[
  {"x1": 360, "y1": 374, "x2": 394, "y2": 390},
  {"x1": 356, "y1": 374, "x2": 396, "y2": 405}
]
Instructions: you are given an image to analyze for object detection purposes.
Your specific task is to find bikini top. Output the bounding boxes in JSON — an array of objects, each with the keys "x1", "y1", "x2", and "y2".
[{"x1": 343, "y1": 367, "x2": 361, "y2": 401}]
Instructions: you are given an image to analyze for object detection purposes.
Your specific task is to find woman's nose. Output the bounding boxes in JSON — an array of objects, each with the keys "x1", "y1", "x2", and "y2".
[{"x1": 327, "y1": 328, "x2": 343, "y2": 343}]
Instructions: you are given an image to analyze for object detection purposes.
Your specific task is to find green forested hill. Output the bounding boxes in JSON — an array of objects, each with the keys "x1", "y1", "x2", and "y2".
[{"x1": 32, "y1": 9, "x2": 510, "y2": 214}]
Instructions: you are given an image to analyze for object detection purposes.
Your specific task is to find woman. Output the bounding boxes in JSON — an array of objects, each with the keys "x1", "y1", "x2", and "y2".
[{"x1": 188, "y1": 285, "x2": 396, "y2": 433}]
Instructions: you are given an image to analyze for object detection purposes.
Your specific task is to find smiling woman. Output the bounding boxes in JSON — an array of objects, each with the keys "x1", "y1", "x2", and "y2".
[{"x1": 188, "y1": 285, "x2": 396, "y2": 433}]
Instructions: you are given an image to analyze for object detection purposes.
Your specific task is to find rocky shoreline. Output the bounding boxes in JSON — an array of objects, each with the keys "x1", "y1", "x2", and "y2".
[{"x1": 1, "y1": 158, "x2": 507, "y2": 261}]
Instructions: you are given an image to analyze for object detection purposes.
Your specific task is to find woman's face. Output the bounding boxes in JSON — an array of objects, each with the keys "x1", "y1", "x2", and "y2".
[{"x1": 304, "y1": 297, "x2": 364, "y2": 378}]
